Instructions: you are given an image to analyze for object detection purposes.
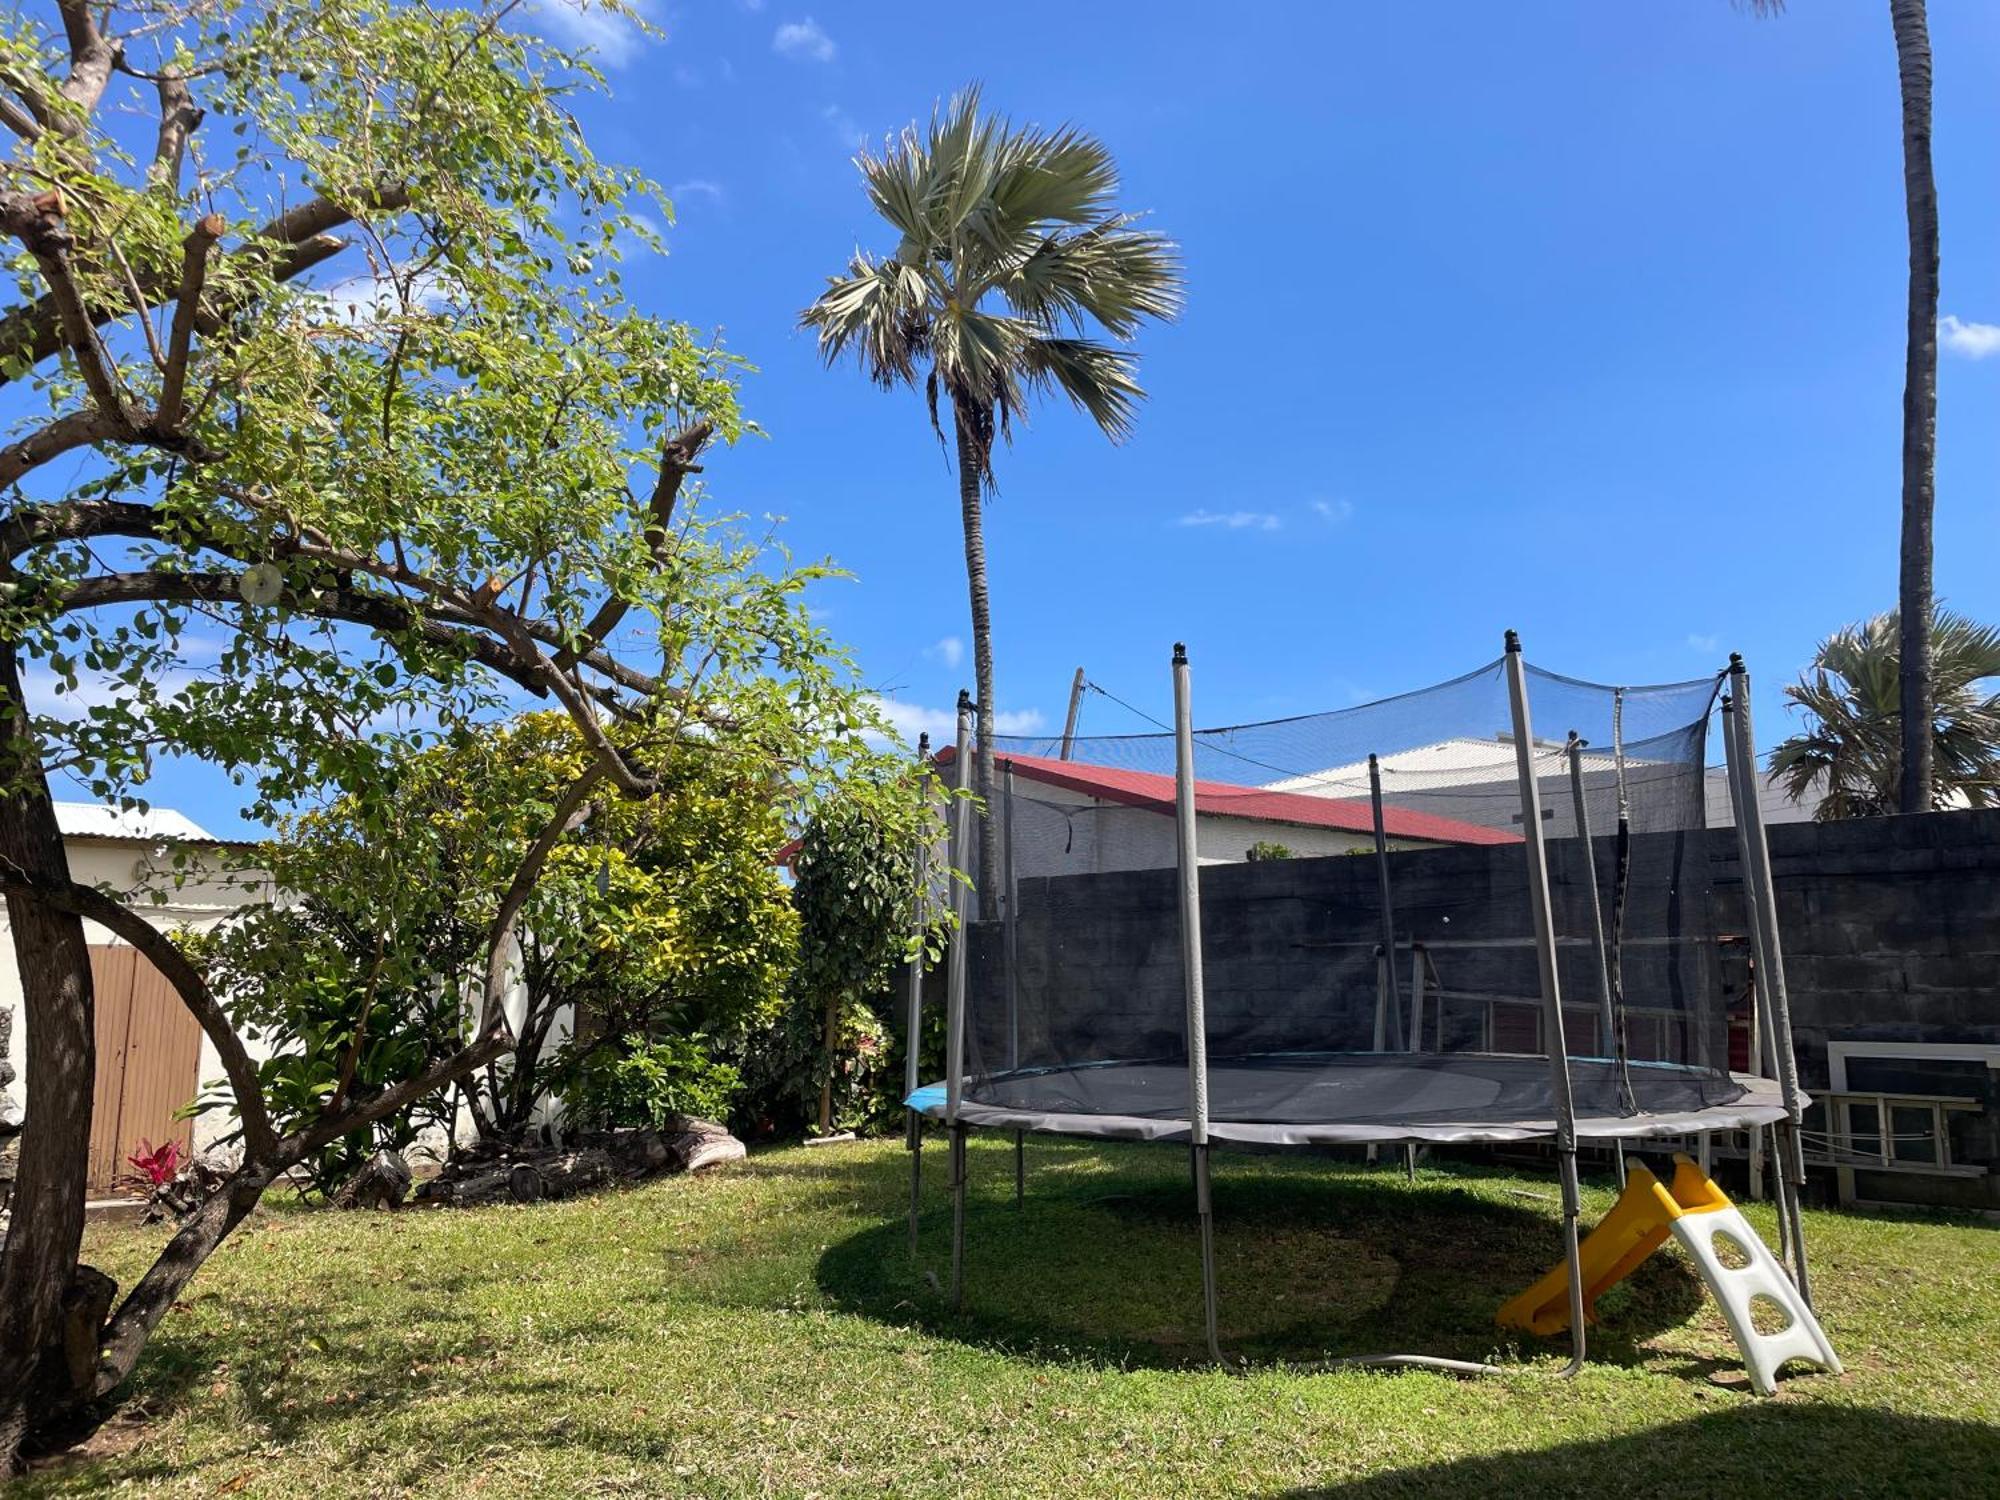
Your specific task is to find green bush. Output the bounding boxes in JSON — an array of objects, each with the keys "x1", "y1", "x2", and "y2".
[{"x1": 550, "y1": 1034, "x2": 743, "y2": 1131}]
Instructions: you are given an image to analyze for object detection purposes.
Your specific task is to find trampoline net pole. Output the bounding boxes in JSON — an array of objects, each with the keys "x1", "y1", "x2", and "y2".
[
  {"x1": 906, "y1": 733, "x2": 931, "y2": 1254},
  {"x1": 1565, "y1": 732, "x2": 1617, "y2": 1063},
  {"x1": 1722, "y1": 692, "x2": 1782, "y2": 1236},
  {"x1": 945, "y1": 694, "x2": 974, "y2": 1311},
  {"x1": 1728, "y1": 655, "x2": 1814, "y2": 1305},
  {"x1": 1002, "y1": 759, "x2": 1024, "y2": 1206},
  {"x1": 1172, "y1": 644, "x2": 1211, "y2": 1145},
  {"x1": 1503, "y1": 630, "x2": 1587, "y2": 1371},
  {"x1": 1172, "y1": 642, "x2": 1221, "y2": 1360},
  {"x1": 1368, "y1": 753, "x2": 1404, "y2": 1052},
  {"x1": 945, "y1": 694, "x2": 975, "y2": 1125}
]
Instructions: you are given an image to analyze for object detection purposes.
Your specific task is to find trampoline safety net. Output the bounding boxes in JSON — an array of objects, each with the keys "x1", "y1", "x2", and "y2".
[{"x1": 924, "y1": 650, "x2": 1786, "y2": 1146}]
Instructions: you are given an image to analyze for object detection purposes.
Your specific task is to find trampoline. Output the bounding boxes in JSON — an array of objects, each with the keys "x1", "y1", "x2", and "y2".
[
  {"x1": 911, "y1": 1053, "x2": 1788, "y2": 1147},
  {"x1": 898, "y1": 632, "x2": 1818, "y2": 1377}
]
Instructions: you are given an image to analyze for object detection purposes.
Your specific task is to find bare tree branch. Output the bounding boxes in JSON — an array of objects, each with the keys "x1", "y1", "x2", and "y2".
[
  {"x1": 146, "y1": 71, "x2": 203, "y2": 192},
  {"x1": 54, "y1": 0, "x2": 121, "y2": 128},
  {"x1": 1, "y1": 189, "x2": 135, "y2": 424},
  {"x1": 0, "y1": 408, "x2": 130, "y2": 489},
  {"x1": 553, "y1": 422, "x2": 711, "y2": 672},
  {"x1": 478, "y1": 764, "x2": 603, "y2": 1035},
  {"x1": 59, "y1": 570, "x2": 569, "y2": 703},
  {"x1": 0, "y1": 496, "x2": 669, "y2": 703},
  {"x1": 157, "y1": 214, "x2": 224, "y2": 430},
  {"x1": 0, "y1": 187, "x2": 409, "y2": 391},
  {"x1": 0, "y1": 92, "x2": 41, "y2": 142}
]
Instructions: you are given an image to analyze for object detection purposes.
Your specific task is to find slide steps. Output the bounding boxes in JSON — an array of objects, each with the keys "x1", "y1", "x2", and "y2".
[{"x1": 1497, "y1": 1153, "x2": 1841, "y2": 1396}]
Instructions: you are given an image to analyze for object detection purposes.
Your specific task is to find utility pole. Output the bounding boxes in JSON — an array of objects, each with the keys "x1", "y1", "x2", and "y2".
[{"x1": 1059, "y1": 667, "x2": 1086, "y2": 760}]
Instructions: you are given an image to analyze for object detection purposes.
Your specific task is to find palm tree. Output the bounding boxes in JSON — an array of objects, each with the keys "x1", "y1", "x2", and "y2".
[
  {"x1": 802, "y1": 87, "x2": 1182, "y2": 913},
  {"x1": 1770, "y1": 609, "x2": 2000, "y2": 821},
  {"x1": 1890, "y1": 0, "x2": 1939, "y2": 814}
]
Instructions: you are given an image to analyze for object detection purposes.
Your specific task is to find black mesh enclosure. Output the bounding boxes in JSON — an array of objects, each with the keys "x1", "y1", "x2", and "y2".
[{"x1": 910, "y1": 651, "x2": 1788, "y2": 1146}]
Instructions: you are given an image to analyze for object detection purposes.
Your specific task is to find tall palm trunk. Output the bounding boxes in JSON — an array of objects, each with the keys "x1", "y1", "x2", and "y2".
[
  {"x1": 0, "y1": 641, "x2": 98, "y2": 1470},
  {"x1": 1893, "y1": 0, "x2": 1938, "y2": 814},
  {"x1": 952, "y1": 404, "x2": 1000, "y2": 920}
]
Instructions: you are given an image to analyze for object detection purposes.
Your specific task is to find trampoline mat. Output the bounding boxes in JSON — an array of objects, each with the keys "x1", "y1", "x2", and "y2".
[{"x1": 908, "y1": 1052, "x2": 1791, "y2": 1147}]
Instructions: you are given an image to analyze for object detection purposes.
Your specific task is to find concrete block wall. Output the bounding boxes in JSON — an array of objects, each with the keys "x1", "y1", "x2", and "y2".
[{"x1": 953, "y1": 808, "x2": 1999, "y2": 1194}]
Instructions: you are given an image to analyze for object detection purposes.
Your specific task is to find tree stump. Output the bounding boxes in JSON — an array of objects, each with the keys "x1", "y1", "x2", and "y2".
[{"x1": 507, "y1": 1163, "x2": 544, "y2": 1203}]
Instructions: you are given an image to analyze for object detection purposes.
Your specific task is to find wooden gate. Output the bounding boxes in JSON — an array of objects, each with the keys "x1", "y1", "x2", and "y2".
[{"x1": 86, "y1": 944, "x2": 202, "y2": 1195}]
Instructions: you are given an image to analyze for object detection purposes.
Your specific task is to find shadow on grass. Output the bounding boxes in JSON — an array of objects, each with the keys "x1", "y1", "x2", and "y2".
[
  {"x1": 1264, "y1": 1406, "x2": 2000, "y2": 1498},
  {"x1": 814, "y1": 1141, "x2": 1707, "y2": 1370}
]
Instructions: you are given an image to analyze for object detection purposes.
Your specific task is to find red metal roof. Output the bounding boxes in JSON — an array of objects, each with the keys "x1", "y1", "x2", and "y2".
[{"x1": 936, "y1": 749, "x2": 1520, "y2": 847}]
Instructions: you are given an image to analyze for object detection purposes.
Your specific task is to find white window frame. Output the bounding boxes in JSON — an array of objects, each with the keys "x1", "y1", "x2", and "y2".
[
  {"x1": 1828, "y1": 1040, "x2": 2000, "y2": 1092},
  {"x1": 1823, "y1": 1041, "x2": 2000, "y2": 1204}
]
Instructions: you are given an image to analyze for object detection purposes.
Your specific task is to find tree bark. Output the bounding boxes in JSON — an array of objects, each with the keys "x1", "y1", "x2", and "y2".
[
  {"x1": 952, "y1": 405, "x2": 1000, "y2": 920},
  {"x1": 90, "y1": 1168, "x2": 268, "y2": 1396},
  {"x1": 1893, "y1": 0, "x2": 1937, "y2": 814},
  {"x1": 0, "y1": 642, "x2": 99, "y2": 1472}
]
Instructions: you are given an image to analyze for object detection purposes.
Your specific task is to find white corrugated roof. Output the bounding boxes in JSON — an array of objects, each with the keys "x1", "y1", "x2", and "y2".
[
  {"x1": 1262, "y1": 737, "x2": 1625, "y2": 798},
  {"x1": 53, "y1": 801, "x2": 216, "y2": 842}
]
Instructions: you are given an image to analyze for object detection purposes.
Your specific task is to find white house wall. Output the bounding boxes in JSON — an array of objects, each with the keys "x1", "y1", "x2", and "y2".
[
  {"x1": 0, "y1": 838, "x2": 275, "y2": 1153},
  {"x1": 995, "y1": 780, "x2": 1389, "y2": 879}
]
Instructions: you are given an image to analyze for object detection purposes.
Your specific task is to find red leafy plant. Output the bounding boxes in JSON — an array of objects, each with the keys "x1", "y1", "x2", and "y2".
[{"x1": 126, "y1": 1138, "x2": 183, "y2": 1189}]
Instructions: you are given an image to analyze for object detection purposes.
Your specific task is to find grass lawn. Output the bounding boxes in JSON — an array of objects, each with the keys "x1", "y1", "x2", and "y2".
[{"x1": 20, "y1": 1134, "x2": 2000, "y2": 1498}]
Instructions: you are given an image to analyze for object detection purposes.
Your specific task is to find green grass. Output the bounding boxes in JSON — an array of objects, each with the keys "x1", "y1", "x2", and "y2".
[{"x1": 22, "y1": 1136, "x2": 2000, "y2": 1497}]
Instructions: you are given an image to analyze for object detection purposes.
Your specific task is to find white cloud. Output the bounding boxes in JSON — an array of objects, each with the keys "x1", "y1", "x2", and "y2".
[
  {"x1": 1687, "y1": 633, "x2": 1720, "y2": 654},
  {"x1": 315, "y1": 269, "x2": 454, "y2": 324},
  {"x1": 530, "y1": 0, "x2": 655, "y2": 68},
  {"x1": 1940, "y1": 314, "x2": 2000, "y2": 360},
  {"x1": 1311, "y1": 498, "x2": 1355, "y2": 524},
  {"x1": 869, "y1": 696, "x2": 1045, "y2": 748},
  {"x1": 925, "y1": 636, "x2": 964, "y2": 669},
  {"x1": 673, "y1": 63, "x2": 704, "y2": 88},
  {"x1": 822, "y1": 104, "x2": 866, "y2": 150},
  {"x1": 1176, "y1": 509, "x2": 1281, "y2": 532},
  {"x1": 773, "y1": 17, "x2": 836, "y2": 62},
  {"x1": 669, "y1": 178, "x2": 725, "y2": 206}
]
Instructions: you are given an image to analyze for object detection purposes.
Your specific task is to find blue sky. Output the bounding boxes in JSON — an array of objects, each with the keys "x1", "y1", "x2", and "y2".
[
  {"x1": 32, "y1": 1, "x2": 2000, "y2": 834},
  {"x1": 563, "y1": 1, "x2": 2000, "y2": 744}
]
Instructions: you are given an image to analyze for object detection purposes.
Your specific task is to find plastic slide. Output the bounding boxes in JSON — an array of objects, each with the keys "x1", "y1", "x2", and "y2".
[
  {"x1": 1496, "y1": 1159, "x2": 1689, "y2": 1337},
  {"x1": 1497, "y1": 1154, "x2": 1842, "y2": 1395}
]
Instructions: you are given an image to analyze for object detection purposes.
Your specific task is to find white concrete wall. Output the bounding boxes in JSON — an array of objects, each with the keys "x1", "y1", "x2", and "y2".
[
  {"x1": 0, "y1": 837, "x2": 275, "y2": 1152},
  {"x1": 998, "y1": 780, "x2": 1389, "y2": 878},
  {"x1": 0, "y1": 839, "x2": 569, "y2": 1177}
]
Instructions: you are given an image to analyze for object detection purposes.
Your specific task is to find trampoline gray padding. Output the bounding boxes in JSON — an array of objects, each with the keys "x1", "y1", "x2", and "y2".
[{"x1": 908, "y1": 1052, "x2": 1791, "y2": 1147}]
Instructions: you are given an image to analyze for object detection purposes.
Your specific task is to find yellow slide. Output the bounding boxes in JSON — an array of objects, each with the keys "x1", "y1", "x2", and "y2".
[{"x1": 1497, "y1": 1157, "x2": 1727, "y2": 1336}]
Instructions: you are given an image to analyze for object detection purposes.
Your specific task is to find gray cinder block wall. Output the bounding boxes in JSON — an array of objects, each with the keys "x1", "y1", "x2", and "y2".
[{"x1": 951, "y1": 809, "x2": 2000, "y2": 1199}]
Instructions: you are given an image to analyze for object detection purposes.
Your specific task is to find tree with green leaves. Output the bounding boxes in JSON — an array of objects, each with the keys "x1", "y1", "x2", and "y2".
[
  {"x1": 188, "y1": 710, "x2": 801, "y2": 1179},
  {"x1": 800, "y1": 87, "x2": 1182, "y2": 913},
  {"x1": 0, "y1": 0, "x2": 903, "y2": 1464},
  {"x1": 1770, "y1": 609, "x2": 2000, "y2": 820},
  {"x1": 788, "y1": 788, "x2": 928, "y2": 1136}
]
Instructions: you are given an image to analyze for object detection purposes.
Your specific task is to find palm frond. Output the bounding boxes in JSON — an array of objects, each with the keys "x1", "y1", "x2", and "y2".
[
  {"x1": 803, "y1": 83, "x2": 1182, "y2": 458},
  {"x1": 799, "y1": 253, "x2": 930, "y2": 388},
  {"x1": 1001, "y1": 218, "x2": 1183, "y2": 338},
  {"x1": 1771, "y1": 606, "x2": 2000, "y2": 818},
  {"x1": 1020, "y1": 336, "x2": 1144, "y2": 441}
]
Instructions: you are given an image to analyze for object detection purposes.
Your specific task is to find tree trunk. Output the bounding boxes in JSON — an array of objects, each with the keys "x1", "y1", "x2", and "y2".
[
  {"x1": 1893, "y1": 0, "x2": 1937, "y2": 815},
  {"x1": 952, "y1": 404, "x2": 1000, "y2": 920},
  {"x1": 817, "y1": 992, "x2": 838, "y2": 1134},
  {"x1": 0, "y1": 640, "x2": 98, "y2": 1472},
  {"x1": 90, "y1": 1168, "x2": 269, "y2": 1399}
]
